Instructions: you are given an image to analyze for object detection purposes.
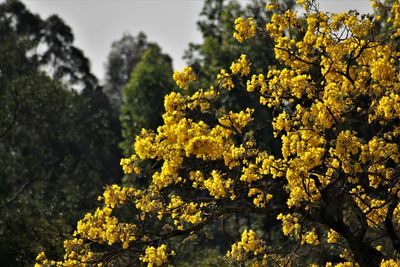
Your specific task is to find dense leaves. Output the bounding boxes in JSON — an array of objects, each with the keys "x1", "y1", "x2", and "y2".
[
  {"x1": 0, "y1": 1, "x2": 121, "y2": 266},
  {"x1": 103, "y1": 32, "x2": 152, "y2": 113}
]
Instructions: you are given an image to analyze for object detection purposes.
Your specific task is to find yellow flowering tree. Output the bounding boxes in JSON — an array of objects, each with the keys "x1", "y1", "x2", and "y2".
[{"x1": 37, "y1": 0, "x2": 400, "y2": 266}]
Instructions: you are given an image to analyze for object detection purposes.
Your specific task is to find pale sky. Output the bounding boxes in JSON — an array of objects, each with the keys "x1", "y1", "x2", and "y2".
[{"x1": 21, "y1": 0, "x2": 373, "y2": 83}]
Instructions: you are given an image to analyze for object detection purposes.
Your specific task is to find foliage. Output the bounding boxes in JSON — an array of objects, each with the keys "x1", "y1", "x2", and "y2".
[
  {"x1": 37, "y1": 0, "x2": 400, "y2": 267},
  {"x1": 119, "y1": 44, "x2": 176, "y2": 156},
  {"x1": 0, "y1": 1, "x2": 121, "y2": 266},
  {"x1": 103, "y1": 32, "x2": 152, "y2": 113},
  {"x1": 184, "y1": 0, "x2": 295, "y2": 84},
  {"x1": 0, "y1": 0, "x2": 98, "y2": 92},
  {"x1": 185, "y1": 0, "x2": 296, "y2": 156}
]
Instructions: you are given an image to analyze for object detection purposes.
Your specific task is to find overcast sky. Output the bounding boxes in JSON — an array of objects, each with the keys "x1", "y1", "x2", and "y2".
[{"x1": 21, "y1": 0, "x2": 373, "y2": 83}]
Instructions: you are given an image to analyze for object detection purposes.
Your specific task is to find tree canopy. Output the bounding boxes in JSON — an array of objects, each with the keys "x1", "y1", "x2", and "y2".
[
  {"x1": 0, "y1": 0, "x2": 98, "y2": 92},
  {"x1": 36, "y1": 0, "x2": 400, "y2": 267},
  {"x1": 0, "y1": 1, "x2": 121, "y2": 265},
  {"x1": 184, "y1": 0, "x2": 295, "y2": 83},
  {"x1": 104, "y1": 32, "x2": 152, "y2": 113}
]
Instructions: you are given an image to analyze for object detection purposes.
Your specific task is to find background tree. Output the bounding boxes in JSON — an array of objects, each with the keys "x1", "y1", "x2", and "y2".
[
  {"x1": 0, "y1": 0, "x2": 98, "y2": 92},
  {"x1": 0, "y1": 1, "x2": 121, "y2": 265},
  {"x1": 119, "y1": 44, "x2": 176, "y2": 156},
  {"x1": 103, "y1": 32, "x2": 152, "y2": 114}
]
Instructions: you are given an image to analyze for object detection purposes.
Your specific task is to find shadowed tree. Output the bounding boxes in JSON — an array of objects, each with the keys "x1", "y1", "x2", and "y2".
[
  {"x1": 103, "y1": 32, "x2": 152, "y2": 114},
  {"x1": 0, "y1": 1, "x2": 121, "y2": 265}
]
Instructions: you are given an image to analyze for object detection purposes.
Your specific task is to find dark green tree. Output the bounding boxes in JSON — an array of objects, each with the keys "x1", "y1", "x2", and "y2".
[
  {"x1": 0, "y1": 1, "x2": 121, "y2": 265},
  {"x1": 0, "y1": 0, "x2": 98, "y2": 92}
]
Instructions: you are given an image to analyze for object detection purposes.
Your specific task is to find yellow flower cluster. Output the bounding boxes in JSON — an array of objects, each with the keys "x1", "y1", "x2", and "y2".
[
  {"x1": 35, "y1": 241, "x2": 95, "y2": 267},
  {"x1": 167, "y1": 195, "x2": 202, "y2": 228},
  {"x1": 120, "y1": 154, "x2": 141, "y2": 174},
  {"x1": 217, "y1": 54, "x2": 253, "y2": 90},
  {"x1": 389, "y1": 1, "x2": 400, "y2": 37},
  {"x1": 162, "y1": 88, "x2": 218, "y2": 126},
  {"x1": 218, "y1": 108, "x2": 254, "y2": 133},
  {"x1": 233, "y1": 17, "x2": 256, "y2": 43},
  {"x1": 325, "y1": 262, "x2": 359, "y2": 267},
  {"x1": 277, "y1": 213, "x2": 301, "y2": 238},
  {"x1": 370, "y1": 93, "x2": 400, "y2": 123},
  {"x1": 380, "y1": 259, "x2": 400, "y2": 267},
  {"x1": 248, "y1": 187, "x2": 272, "y2": 208},
  {"x1": 76, "y1": 206, "x2": 137, "y2": 249},
  {"x1": 223, "y1": 144, "x2": 246, "y2": 169},
  {"x1": 230, "y1": 54, "x2": 251, "y2": 76},
  {"x1": 272, "y1": 111, "x2": 291, "y2": 135},
  {"x1": 187, "y1": 87, "x2": 218, "y2": 112},
  {"x1": 140, "y1": 244, "x2": 175, "y2": 267},
  {"x1": 360, "y1": 137, "x2": 399, "y2": 188},
  {"x1": 256, "y1": 68, "x2": 314, "y2": 108},
  {"x1": 301, "y1": 229, "x2": 319, "y2": 245},
  {"x1": 99, "y1": 184, "x2": 137, "y2": 208},
  {"x1": 393, "y1": 204, "x2": 400, "y2": 225},
  {"x1": 331, "y1": 130, "x2": 362, "y2": 179},
  {"x1": 217, "y1": 69, "x2": 234, "y2": 90},
  {"x1": 35, "y1": 252, "x2": 60, "y2": 267},
  {"x1": 226, "y1": 229, "x2": 266, "y2": 262},
  {"x1": 350, "y1": 186, "x2": 389, "y2": 227},
  {"x1": 246, "y1": 73, "x2": 267, "y2": 93},
  {"x1": 204, "y1": 170, "x2": 234, "y2": 199},
  {"x1": 135, "y1": 190, "x2": 163, "y2": 219},
  {"x1": 173, "y1": 66, "x2": 196, "y2": 90},
  {"x1": 326, "y1": 229, "x2": 340, "y2": 244},
  {"x1": 279, "y1": 129, "x2": 325, "y2": 207},
  {"x1": 37, "y1": 186, "x2": 145, "y2": 266},
  {"x1": 132, "y1": 88, "x2": 259, "y2": 195}
]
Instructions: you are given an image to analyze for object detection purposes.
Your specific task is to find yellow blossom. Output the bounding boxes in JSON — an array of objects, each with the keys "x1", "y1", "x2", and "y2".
[
  {"x1": 173, "y1": 66, "x2": 196, "y2": 90},
  {"x1": 230, "y1": 54, "x2": 251, "y2": 76},
  {"x1": 140, "y1": 244, "x2": 174, "y2": 267},
  {"x1": 233, "y1": 17, "x2": 256, "y2": 42},
  {"x1": 217, "y1": 69, "x2": 235, "y2": 90},
  {"x1": 226, "y1": 229, "x2": 266, "y2": 262}
]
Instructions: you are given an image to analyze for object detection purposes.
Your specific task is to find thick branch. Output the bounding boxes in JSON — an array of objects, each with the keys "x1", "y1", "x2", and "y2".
[
  {"x1": 317, "y1": 180, "x2": 383, "y2": 267},
  {"x1": 385, "y1": 198, "x2": 400, "y2": 254}
]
